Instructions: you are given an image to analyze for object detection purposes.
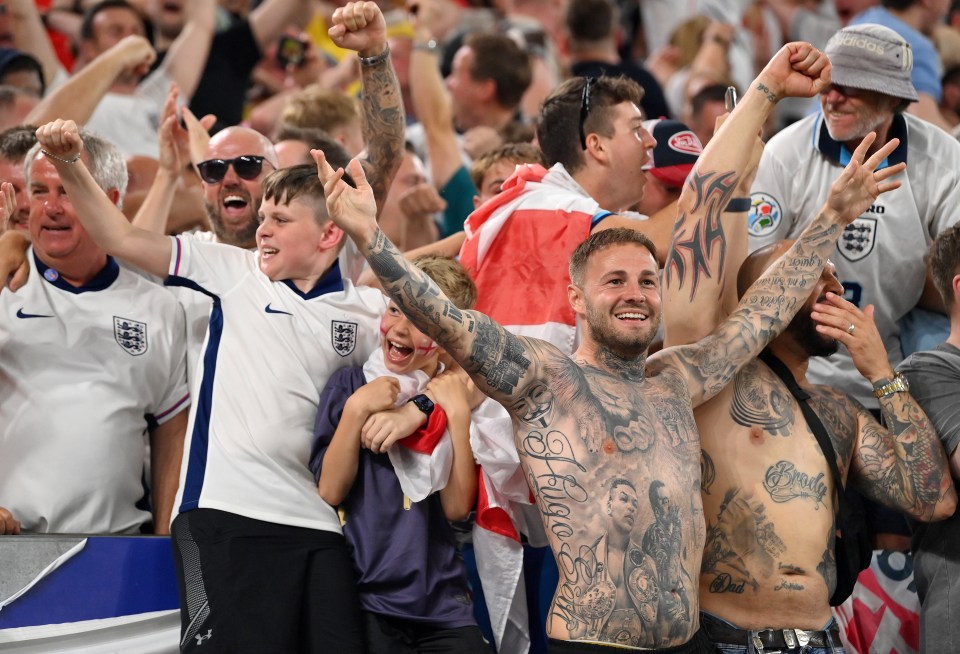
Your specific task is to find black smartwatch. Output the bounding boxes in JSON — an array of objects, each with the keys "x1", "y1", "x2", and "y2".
[{"x1": 409, "y1": 393, "x2": 435, "y2": 417}]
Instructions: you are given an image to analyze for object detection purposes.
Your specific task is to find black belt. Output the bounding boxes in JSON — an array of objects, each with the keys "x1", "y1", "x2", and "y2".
[{"x1": 701, "y1": 616, "x2": 840, "y2": 651}]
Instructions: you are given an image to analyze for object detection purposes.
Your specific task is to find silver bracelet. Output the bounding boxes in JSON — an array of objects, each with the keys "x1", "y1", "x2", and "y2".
[
  {"x1": 40, "y1": 149, "x2": 81, "y2": 164},
  {"x1": 358, "y1": 44, "x2": 390, "y2": 67}
]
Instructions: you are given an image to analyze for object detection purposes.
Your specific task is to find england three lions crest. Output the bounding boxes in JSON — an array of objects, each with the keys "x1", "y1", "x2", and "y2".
[
  {"x1": 839, "y1": 217, "x2": 877, "y2": 262},
  {"x1": 114, "y1": 316, "x2": 148, "y2": 356},
  {"x1": 332, "y1": 320, "x2": 357, "y2": 356}
]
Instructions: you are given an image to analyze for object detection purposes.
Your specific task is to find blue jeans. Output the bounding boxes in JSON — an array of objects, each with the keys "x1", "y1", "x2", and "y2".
[{"x1": 701, "y1": 611, "x2": 845, "y2": 654}]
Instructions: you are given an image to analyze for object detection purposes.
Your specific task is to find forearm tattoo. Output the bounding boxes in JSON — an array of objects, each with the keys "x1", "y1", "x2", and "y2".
[
  {"x1": 360, "y1": 56, "x2": 405, "y2": 213},
  {"x1": 365, "y1": 227, "x2": 533, "y2": 396},
  {"x1": 670, "y1": 213, "x2": 840, "y2": 400}
]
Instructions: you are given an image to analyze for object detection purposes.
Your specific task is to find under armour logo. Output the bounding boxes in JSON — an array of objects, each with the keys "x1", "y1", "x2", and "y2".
[{"x1": 195, "y1": 629, "x2": 213, "y2": 645}]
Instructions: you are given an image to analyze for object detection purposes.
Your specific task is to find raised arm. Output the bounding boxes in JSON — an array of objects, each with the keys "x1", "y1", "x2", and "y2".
[
  {"x1": 26, "y1": 35, "x2": 156, "y2": 127},
  {"x1": 655, "y1": 131, "x2": 906, "y2": 407},
  {"x1": 809, "y1": 292, "x2": 957, "y2": 521},
  {"x1": 156, "y1": 0, "x2": 217, "y2": 100},
  {"x1": 8, "y1": 0, "x2": 61, "y2": 89},
  {"x1": 249, "y1": 0, "x2": 313, "y2": 53},
  {"x1": 34, "y1": 120, "x2": 172, "y2": 277},
  {"x1": 408, "y1": 0, "x2": 463, "y2": 190},
  {"x1": 664, "y1": 42, "x2": 828, "y2": 347},
  {"x1": 315, "y1": 151, "x2": 550, "y2": 410},
  {"x1": 328, "y1": 1, "x2": 406, "y2": 217}
]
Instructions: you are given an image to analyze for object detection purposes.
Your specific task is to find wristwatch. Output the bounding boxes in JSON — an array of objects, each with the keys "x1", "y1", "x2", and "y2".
[
  {"x1": 873, "y1": 372, "x2": 909, "y2": 399},
  {"x1": 409, "y1": 393, "x2": 435, "y2": 417}
]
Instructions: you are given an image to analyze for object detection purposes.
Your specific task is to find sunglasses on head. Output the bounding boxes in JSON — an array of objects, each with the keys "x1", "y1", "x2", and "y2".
[
  {"x1": 578, "y1": 76, "x2": 596, "y2": 151},
  {"x1": 196, "y1": 155, "x2": 272, "y2": 184}
]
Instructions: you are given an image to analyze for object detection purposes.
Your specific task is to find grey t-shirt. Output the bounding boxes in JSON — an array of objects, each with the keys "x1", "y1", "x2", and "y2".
[{"x1": 897, "y1": 343, "x2": 960, "y2": 654}]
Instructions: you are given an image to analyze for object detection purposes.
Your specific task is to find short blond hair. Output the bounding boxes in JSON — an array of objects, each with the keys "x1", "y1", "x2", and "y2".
[
  {"x1": 280, "y1": 85, "x2": 361, "y2": 133},
  {"x1": 413, "y1": 255, "x2": 477, "y2": 310}
]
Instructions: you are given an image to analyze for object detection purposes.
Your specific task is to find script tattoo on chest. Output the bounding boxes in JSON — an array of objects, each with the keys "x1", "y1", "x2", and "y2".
[{"x1": 763, "y1": 460, "x2": 828, "y2": 509}]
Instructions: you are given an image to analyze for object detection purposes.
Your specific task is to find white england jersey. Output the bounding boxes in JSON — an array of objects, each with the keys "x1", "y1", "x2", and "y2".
[
  {"x1": 167, "y1": 236, "x2": 386, "y2": 532},
  {"x1": 172, "y1": 231, "x2": 368, "y2": 394},
  {"x1": 748, "y1": 113, "x2": 960, "y2": 407},
  {"x1": 0, "y1": 250, "x2": 190, "y2": 534}
]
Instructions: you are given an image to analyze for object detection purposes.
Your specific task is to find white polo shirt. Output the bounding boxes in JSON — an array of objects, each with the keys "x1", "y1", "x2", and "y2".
[
  {"x1": 748, "y1": 112, "x2": 960, "y2": 407},
  {"x1": 167, "y1": 236, "x2": 386, "y2": 532},
  {"x1": 0, "y1": 250, "x2": 189, "y2": 534}
]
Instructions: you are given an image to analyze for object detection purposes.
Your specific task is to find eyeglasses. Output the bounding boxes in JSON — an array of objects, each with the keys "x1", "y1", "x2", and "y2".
[
  {"x1": 196, "y1": 155, "x2": 272, "y2": 184},
  {"x1": 578, "y1": 76, "x2": 595, "y2": 151}
]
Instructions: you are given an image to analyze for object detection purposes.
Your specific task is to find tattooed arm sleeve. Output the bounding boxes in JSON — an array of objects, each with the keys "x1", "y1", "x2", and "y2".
[
  {"x1": 361, "y1": 226, "x2": 550, "y2": 406},
  {"x1": 657, "y1": 206, "x2": 842, "y2": 406},
  {"x1": 663, "y1": 82, "x2": 776, "y2": 347},
  {"x1": 851, "y1": 391, "x2": 958, "y2": 521},
  {"x1": 358, "y1": 53, "x2": 405, "y2": 218}
]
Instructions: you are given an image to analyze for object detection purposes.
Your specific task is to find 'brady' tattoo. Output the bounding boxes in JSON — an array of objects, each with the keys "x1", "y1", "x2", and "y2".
[{"x1": 763, "y1": 460, "x2": 828, "y2": 509}]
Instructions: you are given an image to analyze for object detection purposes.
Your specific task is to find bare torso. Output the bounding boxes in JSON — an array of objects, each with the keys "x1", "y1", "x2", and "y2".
[
  {"x1": 514, "y1": 347, "x2": 706, "y2": 648},
  {"x1": 696, "y1": 359, "x2": 858, "y2": 629}
]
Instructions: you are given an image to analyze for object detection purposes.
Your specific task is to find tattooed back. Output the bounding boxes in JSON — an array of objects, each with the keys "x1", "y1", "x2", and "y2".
[{"x1": 514, "y1": 342, "x2": 706, "y2": 648}]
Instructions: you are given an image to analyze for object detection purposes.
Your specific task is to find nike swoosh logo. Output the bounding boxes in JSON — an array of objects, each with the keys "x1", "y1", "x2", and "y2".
[
  {"x1": 264, "y1": 303, "x2": 292, "y2": 316},
  {"x1": 16, "y1": 308, "x2": 53, "y2": 319}
]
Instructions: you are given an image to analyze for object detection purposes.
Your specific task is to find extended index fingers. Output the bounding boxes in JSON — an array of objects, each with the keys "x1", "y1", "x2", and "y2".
[{"x1": 311, "y1": 148, "x2": 337, "y2": 180}]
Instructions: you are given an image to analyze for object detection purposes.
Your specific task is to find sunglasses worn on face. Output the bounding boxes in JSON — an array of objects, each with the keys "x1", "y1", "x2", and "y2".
[{"x1": 197, "y1": 155, "x2": 271, "y2": 184}]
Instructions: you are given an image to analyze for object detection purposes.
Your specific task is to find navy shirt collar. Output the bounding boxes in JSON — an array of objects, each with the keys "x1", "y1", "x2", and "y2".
[
  {"x1": 34, "y1": 249, "x2": 119, "y2": 294},
  {"x1": 815, "y1": 112, "x2": 908, "y2": 168},
  {"x1": 281, "y1": 260, "x2": 344, "y2": 300}
]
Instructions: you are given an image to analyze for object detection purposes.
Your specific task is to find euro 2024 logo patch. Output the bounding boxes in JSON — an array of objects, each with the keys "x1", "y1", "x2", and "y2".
[
  {"x1": 114, "y1": 316, "x2": 147, "y2": 356},
  {"x1": 747, "y1": 193, "x2": 782, "y2": 237},
  {"x1": 332, "y1": 320, "x2": 357, "y2": 356}
]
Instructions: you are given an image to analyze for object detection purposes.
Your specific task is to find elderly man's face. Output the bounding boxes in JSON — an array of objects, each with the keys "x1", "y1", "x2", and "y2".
[{"x1": 819, "y1": 83, "x2": 898, "y2": 145}]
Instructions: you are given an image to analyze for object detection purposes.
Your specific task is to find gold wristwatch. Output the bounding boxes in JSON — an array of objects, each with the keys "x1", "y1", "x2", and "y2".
[{"x1": 873, "y1": 372, "x2": 910, "y2": 398}]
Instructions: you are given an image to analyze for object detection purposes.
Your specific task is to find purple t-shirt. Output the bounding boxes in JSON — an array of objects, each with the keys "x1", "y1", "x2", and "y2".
[{"x1": 310, "y1": 366, "x2": 477, "y2": 627}]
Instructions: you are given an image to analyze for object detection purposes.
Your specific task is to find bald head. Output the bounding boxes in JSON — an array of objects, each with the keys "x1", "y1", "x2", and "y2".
[
  {"x1": 737, "y1": 241, "x2": 795, "y2": 299},
  {"x1": 204, "y1": 126, "x2": 279, "y2": 169},
  {"x1": 200, "y1": 126, "x2": 280, "y2": 248}
]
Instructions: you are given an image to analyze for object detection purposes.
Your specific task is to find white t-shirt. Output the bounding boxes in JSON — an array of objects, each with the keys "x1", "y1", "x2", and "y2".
[
  {"x1": 748, "y1": 112, "x2": 960, "y2": 407},
  {"x1": 0, "y1": 250, "x2": 189, "y2": 534},
  {"x1": 167, "y1": 236, "x2": 387, "y2": 531}
]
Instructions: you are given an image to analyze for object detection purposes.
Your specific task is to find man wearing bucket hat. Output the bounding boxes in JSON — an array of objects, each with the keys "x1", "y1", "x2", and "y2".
[{"x1": 748, "y1": 22, "x2": 960, "y2": 552}]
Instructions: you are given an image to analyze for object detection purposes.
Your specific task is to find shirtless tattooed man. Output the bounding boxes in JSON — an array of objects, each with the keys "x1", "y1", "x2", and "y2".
[{"x1": 315, "y1": 43, "x2": 907, "y2": 653}]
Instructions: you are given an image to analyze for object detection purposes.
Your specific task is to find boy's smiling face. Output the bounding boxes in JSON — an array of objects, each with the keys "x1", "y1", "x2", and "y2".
[
  {"x1": 256, "y1": 196, "x2": 327, "y2": 284},
  {"x1": 380, "y1": 301, "x2": 441, "y2": 377}
]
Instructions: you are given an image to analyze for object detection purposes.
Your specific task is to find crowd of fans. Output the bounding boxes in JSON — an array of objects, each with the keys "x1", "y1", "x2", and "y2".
[{"x1": 2, "y1": 0, "x2": 960, "y2": 653}]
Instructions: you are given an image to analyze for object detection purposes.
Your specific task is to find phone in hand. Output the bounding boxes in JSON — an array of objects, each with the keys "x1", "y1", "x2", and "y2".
[
  {"x1": 277, "y1": 35, "x2": 308, "y2": 68},
  {"x1": 725, "y1": 86, "x2": 738, "y2": 112}
]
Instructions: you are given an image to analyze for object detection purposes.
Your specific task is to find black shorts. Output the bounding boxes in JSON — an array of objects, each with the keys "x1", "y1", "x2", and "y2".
[
  {"x1": 363, "y1": 611, "x2": 492, "y2": 653},
  {"x1": 171, "y1": 509, "x2": 363, "y2": 654},
  {"x1": 548, "y1": 629, "x2": 715, "y2": 653}
]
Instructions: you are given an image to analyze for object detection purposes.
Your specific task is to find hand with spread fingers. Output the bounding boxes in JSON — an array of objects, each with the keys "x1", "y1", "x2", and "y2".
[
  {"x1": 811, "y1": 291, "x2": 895, "y2": 384},
  {"x1": 825, "y1": 131, "x2": 905, "y2": 224}
]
